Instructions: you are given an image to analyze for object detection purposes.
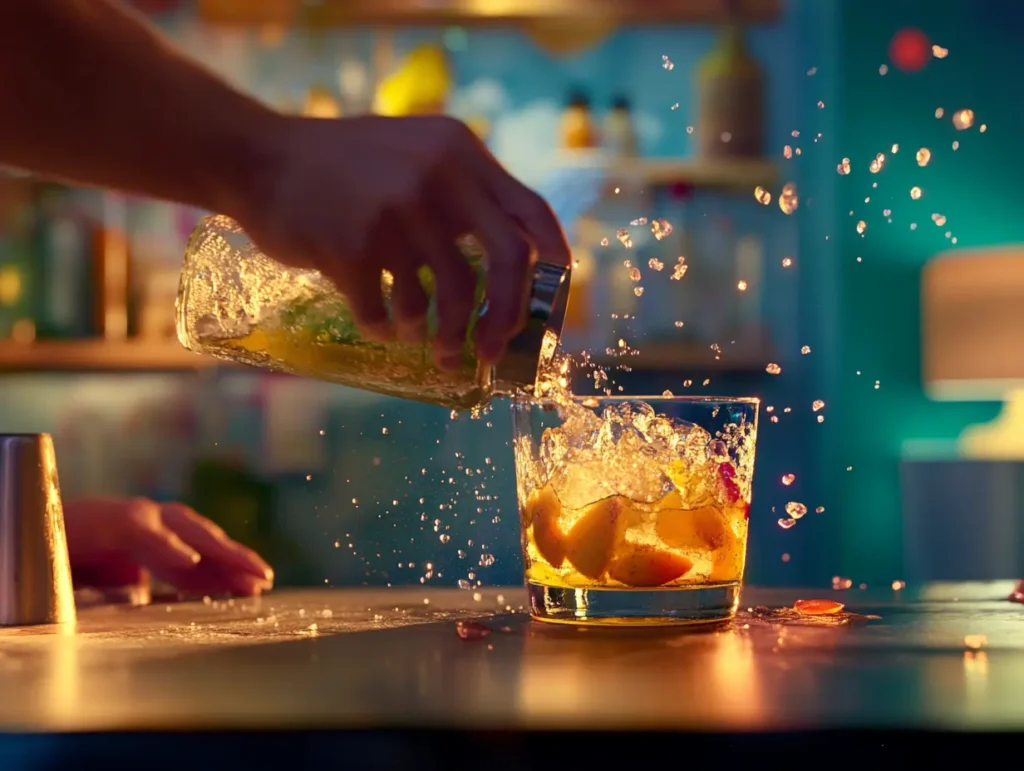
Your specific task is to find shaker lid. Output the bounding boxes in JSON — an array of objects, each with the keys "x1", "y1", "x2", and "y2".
[{"x1": 494, "y1": 260, "x2": 572, "y2": 391}]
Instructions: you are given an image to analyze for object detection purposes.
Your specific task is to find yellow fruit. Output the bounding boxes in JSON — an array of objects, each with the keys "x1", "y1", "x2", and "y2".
[
  {"x1": 655, "y1": 489, "x2": 684, "y2": 511},
  {"x1": 609, "y1": 546, "x2": 693, "y2": 587},
  {"x1": 526, "y1": 486, "x2": 566, "y2": 567},
  {"x1": 564, "y1": 495, "x2": 627, "y2": 579},
  {"x1": 655, "y1": 505, "x2": 735, "y2": 552},
  {"x1": 708, "y1": 547, "x2": 742, "y2": 583},
  {"x1": 665, "y1": 459, "x2": 689, "y2": 488}
]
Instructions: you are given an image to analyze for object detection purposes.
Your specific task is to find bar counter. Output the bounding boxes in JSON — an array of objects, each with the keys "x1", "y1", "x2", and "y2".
[{"x1": 1, "y1": 584, "x2": 1022, "y2": 765}]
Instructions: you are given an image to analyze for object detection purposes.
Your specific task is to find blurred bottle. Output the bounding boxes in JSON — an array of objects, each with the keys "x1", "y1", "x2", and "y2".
[
  {"x1": 373, "y1": 44, "x2": 451, "y2": 117},
  {"x1": 93, "y1": 194, "x2": 130, "y2": 341},
  {"x1": 559, "y1": 89, "x2": 598, "y2": 151},
  {"x1": 32, "y1": 184, "x2": 94, "y2": 339},
  {"x1": 695, "y1": 20, "x2": 764, "y2": 159},
  {"x1": 176, "y1": 216, "x2": 571, "y2": 411},
  {"x1": 303, "y1": 84, "x2": 342, "y2": 119},
  {"x1": 185, "y1": 456, "x2": 314, "y2": 586},
  {"x1": 603, "y1": 95, "x2": 639, "y2": 159},
  {"x1": 0, "y1": 174, "x2": 36, "y2": 340}
]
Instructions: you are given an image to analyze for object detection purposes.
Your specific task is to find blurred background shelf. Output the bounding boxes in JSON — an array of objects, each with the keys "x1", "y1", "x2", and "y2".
[
  {"x1": 0, "y1": 340, "x2": 217, "y2": 372},
  {"x1": 610, "y1": 157, "x2": 778, "y2": 190},
  {"x1": 197, "y1": 0, "x2": 782, "y2": 26}
]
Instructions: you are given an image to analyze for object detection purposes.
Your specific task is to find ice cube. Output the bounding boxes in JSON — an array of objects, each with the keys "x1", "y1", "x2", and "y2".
[
  {"x1": 559, "y1": 402, "x2": 603, "y2": 450},
  {"x1": 539, "y1": 426, "x2": 570, "y2": 477},
  {"x1": 606, "y1": 427, "x2": 674, "y2": 504},
  {"x1": 549, "y1": 456, "x2": 615, "y2": 510}
]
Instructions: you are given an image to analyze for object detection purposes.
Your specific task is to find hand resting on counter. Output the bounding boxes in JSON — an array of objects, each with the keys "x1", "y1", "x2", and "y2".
[{"x1": 64, "y1": 498, "x2": 274, "y2": 606}]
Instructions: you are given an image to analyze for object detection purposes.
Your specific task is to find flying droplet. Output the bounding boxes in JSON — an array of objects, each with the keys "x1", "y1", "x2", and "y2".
[
  {"x1": 779, "y1": 182, "x2": 799, "y2": 214},
  {"x1": 786, "y1": 501, "x2": 808, "y2": 519},
  {"x1": 754, "y1": 186, "x2": 771, "y2": 205},
  {"x1": 952, "y1": 109, "x2": 975, "y2": 130},
  {"x1": 837, "y1": 157, "x2": 851, "y2": 175},
  {"x1": 651, "y1": 219, "x2": 673, "y2": 240},
  {"x1": 856, "y1": 220, "x2": 867, "y2": 234},
  {"x1": 910, "y1": 186, "x2": 922, "y2": 200},
  {"x1": 916, "y1": 147, "x2": 931, "y2": 166},
  {"x1": 766, "y1": 362, "x2": 782, "y2": 375},
  {"x1": 661, "y1": 54, "x2": 674, "y2": 70},
  {"x1": 778, "y1": 518, "x2": 797, "y2": 529},
  {"x1": 812, "y1": 399, "x2": 825, "y2": 412},
  {"x1": 801, "y1": 345, "x2": 811, "y2": 354},
  {"x1": 782, "y1": 474, "x2": 795, "y2": 486}
]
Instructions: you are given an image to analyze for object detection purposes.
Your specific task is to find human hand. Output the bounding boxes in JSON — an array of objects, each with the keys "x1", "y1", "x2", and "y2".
[
  {"x1": 233, "y1": 114, "x2": 571, "y2": 369},
  {"x1": 64, "y1": 498, "x2": 273, "y2": 604},
  {"x1": 1011, "y1": 580, "x2": 1024, "y2": 604}
]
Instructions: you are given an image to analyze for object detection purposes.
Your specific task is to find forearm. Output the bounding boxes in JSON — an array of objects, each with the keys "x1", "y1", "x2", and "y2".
[{"x1": 0, "y1": 0, "x2": 282, "y2": 216}]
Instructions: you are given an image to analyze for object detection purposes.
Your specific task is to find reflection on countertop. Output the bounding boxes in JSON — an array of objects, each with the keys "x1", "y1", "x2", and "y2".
[{"x1": 1, "y1": 584, "x2": 1023, "y2": 733}]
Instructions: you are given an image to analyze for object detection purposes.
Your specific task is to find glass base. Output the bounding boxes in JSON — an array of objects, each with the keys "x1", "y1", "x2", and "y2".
[{"x1": 527, "y1": 581, "x2": 740, "y2": 626}]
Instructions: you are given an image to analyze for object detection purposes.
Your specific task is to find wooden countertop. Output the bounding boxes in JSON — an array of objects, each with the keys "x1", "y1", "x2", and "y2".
[{"x1": 1, "y1": 584, "x2": 1022, "y2": 734}]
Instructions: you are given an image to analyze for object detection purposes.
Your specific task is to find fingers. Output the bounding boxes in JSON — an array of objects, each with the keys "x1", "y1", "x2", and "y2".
[
  {"x1": 159, "y1": 503, "x2": 274, "y2": 584},
  {"x1": 334, "y1": 267, "x2": 393, "y2": 343},
  {"x1": 121, "y1": 499, "x2": 203, "y2": 570},
  {"x1": 462, "y1": 134, "x2": 571, "y2": 268},
  {"x1": 427, "y1": 239, "x2": 478, "y2": 371},
  {"x1": 387, "y1": 265, "x2": 430, "y2": 345},
  {"x1": 500, "y1": 184, "x2": 571, "y2": 268},
  {"x1": 469, "y1": 201, "x2": 535, "y2": 364},
  {"x1": 154, "y1": 561, "x2": 268, "y2": 599}
]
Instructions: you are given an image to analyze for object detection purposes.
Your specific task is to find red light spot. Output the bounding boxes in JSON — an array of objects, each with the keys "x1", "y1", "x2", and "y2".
[{"x1": 889, "y1": 28, "x2": 931, "y2": 72}]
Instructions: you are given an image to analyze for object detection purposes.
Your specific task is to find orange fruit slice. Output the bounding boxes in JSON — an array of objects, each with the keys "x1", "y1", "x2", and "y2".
[
  {"x1": 794, "y1": 599, "x2": 844, "y2": 615},
  {"x1": 608, "y1": 545, "x2": 694, "y2": 587},
  {"x1": 655, "y1": 505, "x2": 734, "y2": 551},
  {"x1": 526, "y1": 486, "x2": 566, "y2": 567},
  {"x1": 564, "y1": 495, "x2": 627, "y2": 579}
]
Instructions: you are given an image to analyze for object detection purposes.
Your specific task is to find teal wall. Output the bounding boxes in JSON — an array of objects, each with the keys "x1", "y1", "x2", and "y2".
[{"x1": 835, "y1": 0, "x2": 1018, "y2": 581}]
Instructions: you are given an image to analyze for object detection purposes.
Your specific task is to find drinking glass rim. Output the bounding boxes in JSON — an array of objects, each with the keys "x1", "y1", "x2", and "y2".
[{"x1": 528, "y1": 394, "x2": 760, "y2": 406}]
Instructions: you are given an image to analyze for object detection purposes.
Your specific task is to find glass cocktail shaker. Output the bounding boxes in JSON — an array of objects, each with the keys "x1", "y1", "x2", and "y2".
[{"x1": 175, "y1": 215, "x2": 571, "y2": 410}]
